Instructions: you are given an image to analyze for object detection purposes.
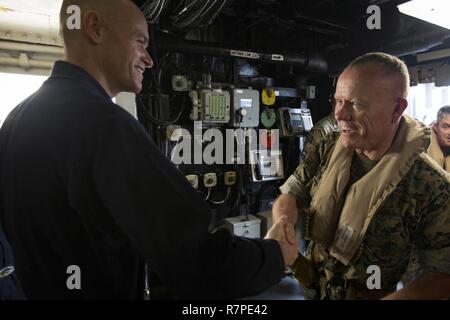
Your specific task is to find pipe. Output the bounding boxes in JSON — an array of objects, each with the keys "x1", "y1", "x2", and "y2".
[
  {"x1": 328, "y1": 29, "x2": 450, "y2": 74},
  {"x1": 380, "y1": 29, "x2": 450, "y2": 57},
  {"x1": 0, "y1": 41, "x2": 64, "y2": 55},
  {"x1": 158, "y1": 40, "x2": 328, "y2": 73},
  {"x1": 0, "y1": 55, "x2": 54, "y2": 69}
]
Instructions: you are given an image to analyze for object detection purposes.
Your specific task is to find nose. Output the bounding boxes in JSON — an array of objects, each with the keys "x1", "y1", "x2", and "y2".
[
  {"x1": 143, "y1": 48, "x2": 153, "y2": 69},
  {"x1": 445, "y1": 128, "x2": 450, "y2": 137},
  {"x1": 334, "y1": 101, "x2": 352, "y2": 122}
]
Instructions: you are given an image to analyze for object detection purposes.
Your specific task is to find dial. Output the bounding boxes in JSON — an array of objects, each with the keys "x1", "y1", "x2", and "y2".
[{"x1": 260, "y1": 108, "x2": 276, "y2": 128}]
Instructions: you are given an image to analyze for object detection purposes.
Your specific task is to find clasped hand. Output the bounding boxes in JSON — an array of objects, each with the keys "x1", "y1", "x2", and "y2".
[{"x1": 265, "y1": 215, "x2": 299, "y2": 267}]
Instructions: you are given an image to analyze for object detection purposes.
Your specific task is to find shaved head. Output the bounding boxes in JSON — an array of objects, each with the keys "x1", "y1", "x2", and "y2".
[
  {"x1": 59, "y1": 0, "x2": 140, "y2": 49},
  {"x1": 346, "y1": 52, "x2": 410, "y2": 98},
  {"x1": 334, "y1": 52, "x2": 409, "y2": 159},
  {"x1": 58, "y1": 0, "x2": 153, "y2": 97}
]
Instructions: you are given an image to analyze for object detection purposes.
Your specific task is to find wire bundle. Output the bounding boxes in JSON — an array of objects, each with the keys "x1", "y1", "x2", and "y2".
[
  {"x1": 141, "y1": 0, "x2": 171, "y2": 24},
  {"x1": 172, "y1": 0, "x2": 229, "y2": 28}
]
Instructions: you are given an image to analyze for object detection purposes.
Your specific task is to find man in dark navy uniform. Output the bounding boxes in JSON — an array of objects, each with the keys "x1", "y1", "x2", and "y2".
[{"x1": 0, "y1": 0, "x2": 298, "y2": 299}]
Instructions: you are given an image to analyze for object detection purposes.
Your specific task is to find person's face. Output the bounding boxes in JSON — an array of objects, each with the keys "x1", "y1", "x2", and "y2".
[
  {"x1": 101, "y1": 3, "x2": 153, "y2": 95},
  {"x1": 434, "y1": 114, "x2": 450, "y2": 148},
  {"x1": 334, "y1": 65, "x2": 402, "y2": 152}
]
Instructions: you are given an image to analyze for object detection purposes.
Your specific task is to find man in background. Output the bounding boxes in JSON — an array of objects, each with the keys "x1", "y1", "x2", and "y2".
[{"x1": 427, "y1": 105, "x2": 450, "y2": 171}]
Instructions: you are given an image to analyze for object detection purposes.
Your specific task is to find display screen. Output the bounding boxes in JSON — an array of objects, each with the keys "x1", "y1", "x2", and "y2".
[
  {"x1": 240, "y1": 98, "x2": 252, "y2": 107},
  {"x1": 291, "y1": 114, "x2": 302, "y2": 121}
]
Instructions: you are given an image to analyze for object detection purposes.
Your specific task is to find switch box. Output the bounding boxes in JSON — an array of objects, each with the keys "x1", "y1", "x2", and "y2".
[
  {"x1": 306, "y1": 85, "x2": 316, "y2": 99},
  {"x1": 203, "y1": 173, "x2": 217, "y2": 188},
  {"x1": 172, "y1": 75, "x2": 188, "y2": 91},
  {"x1": 223, "y1": 215, "x2": 261, "y2": 239},
  {"x1": 250, "y1": 150, "x2": 284, "y2": 182},
  {"x1": 166, "y1": 125, "x2": 182, "y2": 142},
  {"x1": 224, "y1": 171, "x2": 237, "y2": 186},
  {"x1": 186, "y1": 175, "x2": 199, "y2": 189},
  {"x1": 231, "y1": 89, "x2": 260, "y2": 128}
]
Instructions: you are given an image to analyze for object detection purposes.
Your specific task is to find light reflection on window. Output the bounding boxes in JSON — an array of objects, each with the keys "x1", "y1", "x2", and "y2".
[
  {"x1": 407, "y1": 83, "x2": 450, "y2": 125},
  {"x1": 0, "y1": 72, "x2": 48, "y2": 127}
]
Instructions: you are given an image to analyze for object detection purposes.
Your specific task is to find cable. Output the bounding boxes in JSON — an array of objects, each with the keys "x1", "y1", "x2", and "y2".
[
  {"x1": 142, "y1": 0, "x2": 171, "y2": 24},
  {"x1": 204, "y1": 187, "x2": 212, "y2": 201},
  {"x1": 208, "y1": 186, "x2": 231, "y2": 205},
  {"x1": 157, "y1": 52, "x2": 172, "y2": 87},
  {"x1": 200, "y1": 0, "x2": 229, "y2": 27},
  {"x1": 171, "y1": 0, "x2": 228, "y2": 29},
  {"x1": 137, "y1": 94, "x2": 186, "y2": 126},
  {"x1": 195, "y1": 0, "x2": 219, "y2": 26}
]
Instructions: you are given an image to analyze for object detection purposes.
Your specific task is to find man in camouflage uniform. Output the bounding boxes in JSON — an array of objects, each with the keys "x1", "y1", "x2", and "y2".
[
  {"x1": 310, "y1": 112, "x2": 339, "y2": 140},
  {"x1": 273, "y1": 52, "x2": 450, "y2": 299},
  {"x1": 301, "y1": 112, "x2": 339, "y2": 177},
  {"x1": 427, "y1": 106, "x2": 450, "y2": 172},
  {"x1": 297, "y1": 112, "x2": 338, "y2": 253}
]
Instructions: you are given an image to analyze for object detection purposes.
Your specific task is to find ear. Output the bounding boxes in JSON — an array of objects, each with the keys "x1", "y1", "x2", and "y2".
[
  {"x1": 431, "y1": 121, "x2": 439, "y2": 132},
  {"x1": 82, "y1": 10, "x2": 104, "y2": 45},
  {"x1": 392, "y1": 97, "x2": 407, "y2": 123}
]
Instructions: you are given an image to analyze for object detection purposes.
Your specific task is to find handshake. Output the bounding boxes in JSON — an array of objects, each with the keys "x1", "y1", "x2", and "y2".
[{"x1": 265, "y1": 215, "x2": 299, "y2": 267}]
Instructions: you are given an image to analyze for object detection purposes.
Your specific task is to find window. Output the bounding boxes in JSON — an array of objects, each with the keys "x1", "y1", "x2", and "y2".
[
  {"x1": 0, "y1": 72, "x2": 48, "y2": 127},
  {"x1": 406, "y1": 83, "x2": 450, "y2": 125}
]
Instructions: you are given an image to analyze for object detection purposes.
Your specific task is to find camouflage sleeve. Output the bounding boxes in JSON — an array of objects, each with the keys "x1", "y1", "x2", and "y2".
[
  {"x1": 279, "y1": 128, "x2": 334, "y2": 207},
  {"x1": 413, "y1": 176, "x2": 450, "y2": 275}
]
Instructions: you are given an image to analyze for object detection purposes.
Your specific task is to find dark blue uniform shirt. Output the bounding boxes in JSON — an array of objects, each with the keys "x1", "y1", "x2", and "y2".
[
  {"x1": 0, "y1": 224, "x2": 25, "y2": 300},
  {"x1": 0, "y1": 61, "x2": 283, "y2": 299}
]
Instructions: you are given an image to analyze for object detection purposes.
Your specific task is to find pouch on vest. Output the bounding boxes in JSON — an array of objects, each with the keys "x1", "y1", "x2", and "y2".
[{"x1": 291, "y1": 254, "x2": 317, "y2": 289}]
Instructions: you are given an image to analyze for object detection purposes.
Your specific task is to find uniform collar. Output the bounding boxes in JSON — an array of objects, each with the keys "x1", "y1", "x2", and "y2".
[{"x1": 50, "y1": 61, "x2": 111, "y2": 99}]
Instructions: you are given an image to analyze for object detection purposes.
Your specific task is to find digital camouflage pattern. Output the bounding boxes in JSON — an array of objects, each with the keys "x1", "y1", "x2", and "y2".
[
  {"x1": 307, "y1": 113, "x2": 339, "y2": 140},
  {"x1": 301, "y1": 113, "x2": 338, "y2": 164},
  {"x1": 284, "y1": 130, "x2": 450, "y2": 300}
]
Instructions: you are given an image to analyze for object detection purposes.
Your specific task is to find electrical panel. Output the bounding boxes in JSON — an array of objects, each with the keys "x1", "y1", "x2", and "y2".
[
  {"x1": 249, "y1": 150, "x2": 284, "y2": 182},
  {"x1": 279, "y1": 107, "x2": 313, "y2": 137},
  {"x1": 138, "y1": 42, "x2": 318, "y2": 229},
  {"x1": 231, "y1": 89, "x2": 260, "y2": 128},
  {"x1": 190, "y1": 89, "x2": 231, "y2": 124}
]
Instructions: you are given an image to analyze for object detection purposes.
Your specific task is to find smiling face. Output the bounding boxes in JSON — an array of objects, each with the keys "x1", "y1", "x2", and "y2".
[
  {"x1": 100, "y1": 1, "x2": 153, "y2": 95},
  {"x1": 334, "y1": 64, "x2": 405, "y2": 156}
]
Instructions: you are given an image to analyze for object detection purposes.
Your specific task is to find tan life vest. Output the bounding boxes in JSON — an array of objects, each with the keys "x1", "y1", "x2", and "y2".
[
  {"x1": 427, "y1": 127, "x2": 450, "y2": 172},
  {"x1": 306, "y1": 115, "x2": 431, "y2": 265}
]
